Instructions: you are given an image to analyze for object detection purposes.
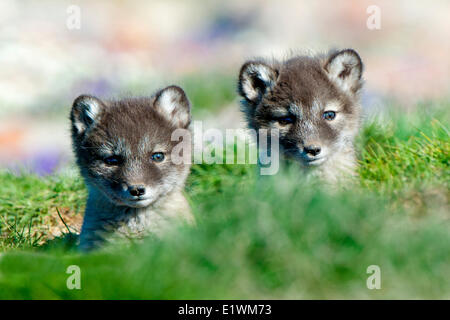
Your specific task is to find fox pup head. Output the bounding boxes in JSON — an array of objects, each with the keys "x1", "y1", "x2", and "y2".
[
  {"x1": 238, "y1": 49, "x2": 364, "y2": 167},
  {"x1": 70, "y1": 86, "x2": 191, "y2": 208}
]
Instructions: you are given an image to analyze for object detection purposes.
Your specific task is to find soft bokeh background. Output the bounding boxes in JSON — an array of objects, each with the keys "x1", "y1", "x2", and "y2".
[{"x1": 1, "y1": 0, "x2": 449, "y2": 175}]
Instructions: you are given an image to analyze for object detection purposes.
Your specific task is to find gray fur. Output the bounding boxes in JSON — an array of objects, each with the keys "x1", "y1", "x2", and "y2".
[
  {"x1": 70, "y1": 85, "x2": 193, "y2": 251},
  {"x1": 238, "y1": 49, "x2": 364, "y2": 182}
]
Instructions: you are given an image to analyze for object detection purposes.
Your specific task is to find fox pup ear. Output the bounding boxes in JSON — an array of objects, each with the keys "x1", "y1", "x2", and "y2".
[
  {"x1": 154, "y1": 85, "x2": 191, "y2": 128},
  {"x1": 324, "y1": 49, "x2": 363, "y2": 95},
  {"x1": 238, "y1": 61, "x2": 278, "y2": 104},
  {"x1": 71, "y1": 95, "x2": 104, "y2": 136}
]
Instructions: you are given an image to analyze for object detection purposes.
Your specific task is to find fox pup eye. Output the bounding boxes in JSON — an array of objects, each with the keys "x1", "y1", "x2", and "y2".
[
  {"x1": 275, "y1": 117, "x2": 294, "y2": 126},
  {"x1": 323, "y1": 111, "x2": 336, "y2": 121},
  {"x1": 103, "y1": 156, "x2": 122, "y2": 166},
  {"x1": 151, "y1": 152, "x2": 165, "y2": 162}
]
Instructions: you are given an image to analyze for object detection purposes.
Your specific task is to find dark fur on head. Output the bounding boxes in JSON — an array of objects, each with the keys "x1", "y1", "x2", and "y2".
[
  {"x1": 238, "y1": 49, "x2": 364, "y2": 171},
  {"x1": 70, "y1": 85, "x2": 191, "y2": 208}
]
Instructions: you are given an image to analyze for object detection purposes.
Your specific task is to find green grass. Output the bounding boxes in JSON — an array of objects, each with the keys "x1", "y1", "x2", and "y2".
[
  {"x1": 179, "y1": 72, "x2": 237, "y2": 116},
  {"x1": 0, "y1": 171, "x2": 86, "y2": 251},
  {"x1": 0, "y1": 102, "x2": 448, "y2": 299}
]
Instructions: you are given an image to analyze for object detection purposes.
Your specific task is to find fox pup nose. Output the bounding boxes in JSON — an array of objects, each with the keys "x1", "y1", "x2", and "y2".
[
  {"x1": 304, "y1": 145, "x2": 321, "y2": 156},
  {"x1": 129, "y1": 185, "x2": 146, "y2": 197}
]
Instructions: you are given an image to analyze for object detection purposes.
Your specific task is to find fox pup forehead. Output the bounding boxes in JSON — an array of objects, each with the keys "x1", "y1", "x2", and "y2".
[
  {"x1": 71, "y1": 85, "x2": 190, "y2": 153},
  {"x1": 238, "y1": 49, "x2": 364, "y2": 166},
  {"x1": 238, "y1": 49, "x2": 363, "y2": 121},
  {"x1": 70, "y1": 86, "x2": 191, "y2": 208},
  {"x1": 71, "y1": 85, "x2": 190, "y2": 141}
]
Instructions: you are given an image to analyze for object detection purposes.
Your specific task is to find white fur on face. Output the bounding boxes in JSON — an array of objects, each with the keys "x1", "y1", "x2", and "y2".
[
  {"x1": 310, "y1": 100, "x2": 322, "y2": 113},
  {"x1": 325, "y1": 100, "x2": 342, "y2": 112}
]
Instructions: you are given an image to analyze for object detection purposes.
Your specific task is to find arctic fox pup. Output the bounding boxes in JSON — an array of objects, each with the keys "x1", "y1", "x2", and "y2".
[
  {"x1": 70, "y1": 85, "x2": 194, "y2": 251},
  {"x1": 238, "y1": 49, "x2": 364, "y2": 182}
]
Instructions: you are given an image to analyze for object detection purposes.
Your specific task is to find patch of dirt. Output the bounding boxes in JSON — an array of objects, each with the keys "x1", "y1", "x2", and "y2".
[
  {"x1": 399, "y1": 187, "x2": 449, "y2": 220},
  {"x1": 42, "y1": 207, "x2": 83, "y2": 241}
]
